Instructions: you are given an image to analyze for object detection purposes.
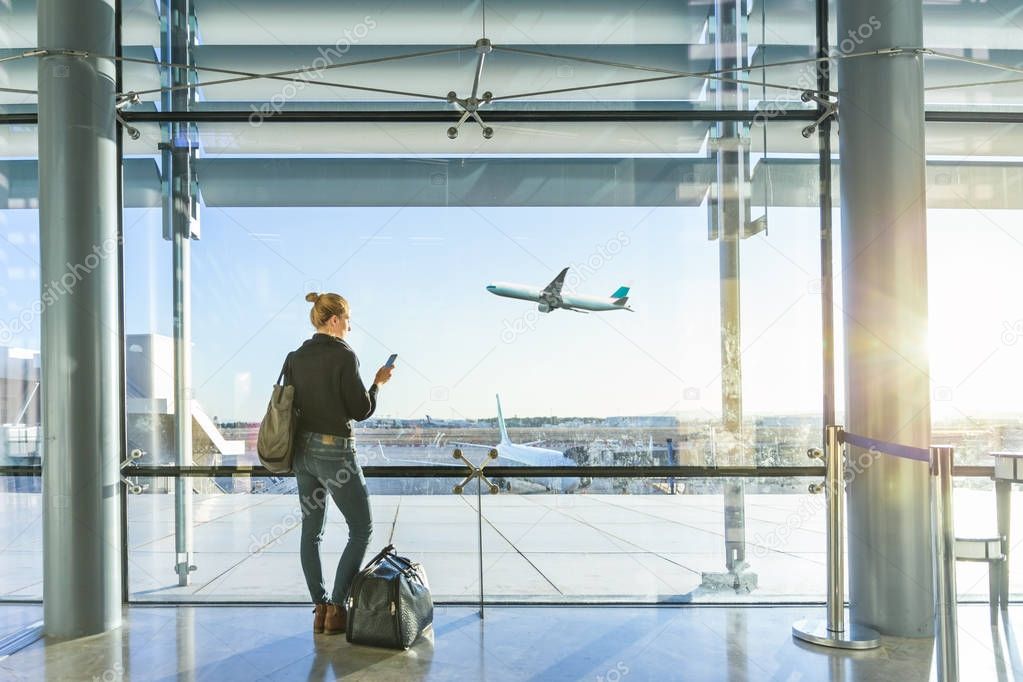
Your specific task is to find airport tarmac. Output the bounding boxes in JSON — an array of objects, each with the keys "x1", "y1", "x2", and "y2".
[{"x1": 0, "y1": 488, "x2": 1017, "y2": 604}]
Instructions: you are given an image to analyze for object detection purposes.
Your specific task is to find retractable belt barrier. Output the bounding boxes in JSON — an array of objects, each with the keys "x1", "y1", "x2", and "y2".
[
  {"x1": 793, "y1": 425, "x2": 959, "y2": 682},
  {"x1": 839, "y1": 430, "x2": 930, "y2": 463}
]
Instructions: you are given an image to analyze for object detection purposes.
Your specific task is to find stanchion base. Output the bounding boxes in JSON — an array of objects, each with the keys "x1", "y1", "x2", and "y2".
[{"x1": 792, "y1": 618, "x2": 881, "y2": 650}]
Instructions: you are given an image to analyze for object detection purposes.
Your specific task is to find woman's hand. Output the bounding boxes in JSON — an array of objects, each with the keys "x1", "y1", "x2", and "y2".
[{"x1": 374, "y1": 365, "x2": 394, "y2": 387}]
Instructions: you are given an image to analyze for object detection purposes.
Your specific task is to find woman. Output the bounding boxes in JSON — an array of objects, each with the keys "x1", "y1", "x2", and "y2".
[{"x1": 287, "y1": 292, "x2": 394, "y2": 635}]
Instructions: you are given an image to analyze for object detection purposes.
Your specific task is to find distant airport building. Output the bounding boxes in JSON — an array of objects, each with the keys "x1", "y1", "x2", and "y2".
[
  {"x1": 603, "y1": 415, "x2": 679, "y2": 428},
  {"x1": 125, "y1": 334, "x2": 245, "y2": 493}
]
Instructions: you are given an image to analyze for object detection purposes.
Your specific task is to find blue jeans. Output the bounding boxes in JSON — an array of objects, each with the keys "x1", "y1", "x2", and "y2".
[{"x1": 293, "y1": 431, "x2": 373, "y2": 604}]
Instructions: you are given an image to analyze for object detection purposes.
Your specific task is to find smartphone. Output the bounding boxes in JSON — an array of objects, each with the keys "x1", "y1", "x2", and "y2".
[{"x1": 385, "y1": 353, "x2": 398, "y2": 368}]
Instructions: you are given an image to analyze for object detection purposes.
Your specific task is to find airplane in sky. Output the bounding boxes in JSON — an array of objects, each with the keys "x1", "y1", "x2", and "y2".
[{"x1": 486, "y1": 267, "x2": 633, "y2": 313}]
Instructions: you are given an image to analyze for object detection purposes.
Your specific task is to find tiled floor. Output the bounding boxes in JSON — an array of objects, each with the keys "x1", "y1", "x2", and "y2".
[
  {"x1": 2, "y1": 488, "x2": 1018, "y2": 603},
  {"x1": 2, "y1": 603, "x2": 1021, "y2": 681}
]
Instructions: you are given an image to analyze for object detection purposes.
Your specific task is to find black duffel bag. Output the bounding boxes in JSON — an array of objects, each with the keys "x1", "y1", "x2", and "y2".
[{"x1": 345, "y1": 544, "x2": 433, "y2": 650}]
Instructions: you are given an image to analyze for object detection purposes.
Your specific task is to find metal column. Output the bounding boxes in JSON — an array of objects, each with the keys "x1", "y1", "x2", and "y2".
[
  {"x1": 837, "y1": 0, "x2": 933, "y2": 636},
  {"x1": 38, "y1": 0, "x2": 123, "y2": 637},
  {"x1": 701, "y1": 0, "x2": 758, "y2": 592},
  {"x1": 115, "y1": 0, "x2": 131, "y2": 607},
  {"x1": 816, "y1": 0, "x2": 836, "y2": 433},
  {"x1": 161, "y1": 0, "x2": 199, "y2": 586}
]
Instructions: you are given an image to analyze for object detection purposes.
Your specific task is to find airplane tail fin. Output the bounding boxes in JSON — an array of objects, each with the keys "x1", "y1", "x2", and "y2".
[
  {"x1": 496, "y1": 394, "x2": 510, "y2": 444},
  {"x1": 611, "y1": 285, "x2": 632, "y2": 310}
]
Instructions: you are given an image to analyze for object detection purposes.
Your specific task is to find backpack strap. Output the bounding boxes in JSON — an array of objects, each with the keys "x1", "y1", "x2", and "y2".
[{"x1": 277, "y1": 352, "x2": 293, "y2": 386}]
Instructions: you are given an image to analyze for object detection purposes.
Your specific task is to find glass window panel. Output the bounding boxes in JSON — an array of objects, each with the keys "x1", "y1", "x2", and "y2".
[
  {"x1": 0, "y1": 474, "x2": 41, "y2": 600},
  {"x1": 127, "y1": 475, "x2": 478, "y2": 602},
  {"x1": 0, "y1": 124, "x2": 41, "y2": 473},
  {"x1": 926, "y1": 123, "x2": 1023, "y2": 465},
  {"x1": 119, "y1": 0, "x2": 818, "y2": 113},
  {"x1": 826, "y1": 0, "x2": 1023, "y2": 112},
  {"x1": 921, "y1": 0, "x2": 1023, "y2": 112},
  {"x1": 0, "y1": 3, "x2": 38, "y2": 113},
  {"x1": 0, "y1": 123, "x2": 41, "y2": 600},
  {"x1": 124, "y1": 474, "x2": 836, "y2": 603},
  {"x1": 119, "y1": 113, "x2": 845, "y2": 605},
  {"x1": 479, "y1": 476, "x2": 828, "y2": 603}
]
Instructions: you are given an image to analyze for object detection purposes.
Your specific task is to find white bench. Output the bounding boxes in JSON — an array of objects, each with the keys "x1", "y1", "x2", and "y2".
[{"x1": 955, "y1": 536, "x2": 1005, "y2": 624}]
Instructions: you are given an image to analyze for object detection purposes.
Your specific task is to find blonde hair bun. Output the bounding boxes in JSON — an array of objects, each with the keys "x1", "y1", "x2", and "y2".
[{"x1": 307, "y1": 291, "x2": 349, "y2": 329}]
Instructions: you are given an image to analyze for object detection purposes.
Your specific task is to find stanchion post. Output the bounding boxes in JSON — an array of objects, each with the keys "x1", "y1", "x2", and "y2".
[
  {"x1": 931, "y1": 445, "x2": 959, "y2": 682},
  {"x1": 793, "y1": 425, "x2": 880, "y2": 649},
  {"x1": 477, "y1": 472, "x2": 484, "y2": 619},
  {"x1": 825, "y1": 424, "x2": 844, "y2": 634}
]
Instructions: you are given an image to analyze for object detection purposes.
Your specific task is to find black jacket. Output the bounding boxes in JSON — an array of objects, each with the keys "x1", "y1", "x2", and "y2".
[{"x1": 286, "y1": 333, "x2": 378, "y2": 438}]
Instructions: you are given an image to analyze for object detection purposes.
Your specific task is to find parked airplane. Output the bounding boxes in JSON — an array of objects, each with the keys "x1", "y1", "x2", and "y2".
[
  {"x1": 486, "y1": 267, "x2": 633, "y2": 313},
  {"x1": 424, "y1": 415, "x2": 473, "y2": 429},
  {"x1": 454, "y1": 395, "x2": 582, "y2": 493},
  {"x1": 374, "y1": 396, "x2": 582, "y2": 493}
]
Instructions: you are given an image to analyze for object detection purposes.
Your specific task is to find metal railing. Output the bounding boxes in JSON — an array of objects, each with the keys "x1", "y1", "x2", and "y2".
[{"x1": 0, "y1": 463, "x2": 996, "y2": 478}]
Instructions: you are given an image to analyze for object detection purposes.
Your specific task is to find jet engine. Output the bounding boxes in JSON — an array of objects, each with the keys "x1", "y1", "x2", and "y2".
[{"x1": 538, "y1": 292, "x2": 559, "y2": 313}]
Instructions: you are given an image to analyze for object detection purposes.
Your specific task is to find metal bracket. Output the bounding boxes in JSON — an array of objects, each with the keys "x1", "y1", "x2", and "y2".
[
  {"x1": 799, "y1": 91, "x2": 838, "y2": 138},
  {"x1": 34, "y1": 48, "x2": 90, "y2": 58},
  {"x1": 115, "y1": 112, "x2": 141, "y2": 140},
  {"x1": 116, "y1": 92, "x2": 141, "y2": 110},
  {"x1": 876, "y1": 47, "x2": 930, "y2": 58},
  {"x1": 452, "y1": 447, "x2": 500, "y2": 494},
  {"x1": 446, "y1": 38, "x2": 495, "y2": 139},
  {"x1": 115, "y1": 92, "x2": 143, "y2": 139},
  {"x1": 175, "y1": 553, "x2": 197, "y2": 579},
  {"x1": 807, "y1": 447, "x2": 825, "y2": 494},
  {"x1": 120, "y1": 448, "x2": 145, "y2": 494}
]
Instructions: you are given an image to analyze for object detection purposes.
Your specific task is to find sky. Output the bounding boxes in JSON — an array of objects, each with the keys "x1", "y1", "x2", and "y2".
[
  {"x1": 2, "y1": 202, "x2": 1022, "y2": 422},
  {"x1": 117, "y1": 202, "x2": 826, "y2": 421}
]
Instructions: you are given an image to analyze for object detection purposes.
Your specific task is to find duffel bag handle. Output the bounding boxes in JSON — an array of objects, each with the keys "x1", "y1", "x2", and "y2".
[
  {"x1": 363, "y1": 543, "x2": 396, "y2": 569},
  {"x1": 382, "y1": 554, "x2": 426, "y2": 585},
  {"x1": 363, "y1": 544, "x2": 425, "y2": 585}
]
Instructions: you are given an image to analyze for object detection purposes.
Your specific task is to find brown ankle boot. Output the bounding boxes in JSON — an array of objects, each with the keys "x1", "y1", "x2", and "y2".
[
  {"x1": 313, "y1": 603, "x2": 327, "y2": 634},
  {"x1": 324, "y1": 604, "x2": 346, "y2": 635}
]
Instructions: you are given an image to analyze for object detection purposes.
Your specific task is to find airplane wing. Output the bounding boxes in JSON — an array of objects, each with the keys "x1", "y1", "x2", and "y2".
[
  {"x1": 371, "y1": 441, "x2": 462, "y2": 467},
  {"x1": 542, "y1": 267, "x2": 570, "y2": 298},
  {"x1": 449, "y1": 441, "x2": 496, "y2": 450},
  {"x1": 562, "y1": 306, "x2": 589, "y2": 314},
  {"x1": 375, "y1": 455, "x2": 462, "y2": 467}
]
